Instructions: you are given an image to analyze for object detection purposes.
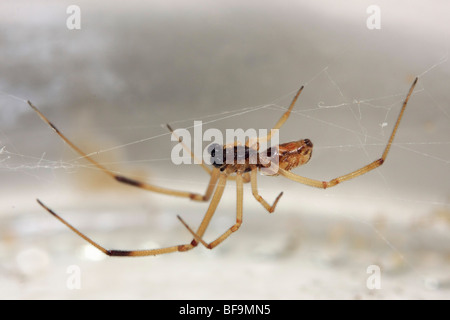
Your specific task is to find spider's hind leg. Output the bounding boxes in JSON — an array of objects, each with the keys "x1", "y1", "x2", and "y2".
[
  {"x1": 278, "y1": 77, "x2": 419, "y2": 189},
  {"x1": 247, "y1": 85, "x2": 304, "y2": 150}
]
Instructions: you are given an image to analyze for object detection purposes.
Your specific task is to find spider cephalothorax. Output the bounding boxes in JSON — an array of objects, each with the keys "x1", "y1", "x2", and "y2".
[
  {"x1": 208, "y1": 143, "x2": 266, "y2": 174},
  {"x1": 208, "y1": 143, "x2": 254, "y2": 172}
]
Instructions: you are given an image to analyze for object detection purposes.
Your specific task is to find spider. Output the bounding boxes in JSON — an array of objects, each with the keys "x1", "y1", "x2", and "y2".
[{"x1": 28, "y1": 77, "x2": 418, "y2": 257}]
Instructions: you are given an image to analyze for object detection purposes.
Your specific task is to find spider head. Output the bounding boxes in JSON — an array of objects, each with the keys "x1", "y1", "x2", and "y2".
[
  {"x1": 208, "y1": 143, "x2": 253, "y2": 171},
  {"x1": 208, "y1": 143, "x2": 226, "y2": 170}
]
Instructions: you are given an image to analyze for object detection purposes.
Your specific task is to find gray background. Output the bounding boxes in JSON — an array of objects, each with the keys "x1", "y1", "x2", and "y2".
[{"x1": 0, "y1": 0, "x2": 449, "y2": 299}]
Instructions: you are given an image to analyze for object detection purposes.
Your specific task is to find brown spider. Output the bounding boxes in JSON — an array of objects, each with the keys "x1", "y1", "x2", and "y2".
[{"x1": 29, "y1": 77, "x2": 418, "y2": 257}]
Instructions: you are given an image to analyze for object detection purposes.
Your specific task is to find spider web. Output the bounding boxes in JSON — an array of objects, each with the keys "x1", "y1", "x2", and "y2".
[
  {"x1": 1, "y1": 56, "x2": 448, "y2": 244},
  {"x1": 0, "y1": 1, "x2": 449, "y2": 298},
  {"x1": 1, "y1": 57, "x2": 448, "y2": 204}
]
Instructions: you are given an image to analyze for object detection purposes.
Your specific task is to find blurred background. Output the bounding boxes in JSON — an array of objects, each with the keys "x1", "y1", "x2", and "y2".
[{"x1": 0, "y1": 0, "x2": 449, "y2": 299}]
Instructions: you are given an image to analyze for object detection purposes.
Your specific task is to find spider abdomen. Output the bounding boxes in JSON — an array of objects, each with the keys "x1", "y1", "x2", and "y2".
[
  {"x1": 277, "y1": 139, "x2": 313, "y2": 171},
  {"x1": 257, "y1": 139, "x2": 313, "y2": 175}
]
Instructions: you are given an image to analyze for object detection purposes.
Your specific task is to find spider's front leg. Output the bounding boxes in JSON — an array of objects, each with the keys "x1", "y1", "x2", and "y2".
[
  {"x1": 36, "y1": 199, "x2": 197, "y2": 256},
  {"x1": 28, "y1": 101, "x2": 219, "y2": 202}
]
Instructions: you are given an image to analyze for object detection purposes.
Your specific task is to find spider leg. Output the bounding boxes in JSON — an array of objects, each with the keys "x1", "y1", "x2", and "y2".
[
  {"x1": 36, "y1": 199, "x2": 196, "y2": 256},
  {"x1": 278, "y1": 77, "x2": 418, "y2": 189},
  {"x1": 177, "y1": 173, "x2": 243, "y2": 250},
  {"x1": 200, "y1": 167, "x2": 221, "y2": 201},
  {"x1": 242, "y1": 172, "x2": 251, "y2": 183},
  {"x1": 187, "y1": 174, "x2": 228, "y2": 246},
  {"x1": 247, "y1": 85, "x2": 304, "y2": 149},
  {"x1": 166, "y1": 123, "x2": 212, "y2": 175},
  {"x1": 28, "y1": 101, "x2": 216, "y2": 202},
  {"x1": 250, "y1": 168, "x2": 283, "y2": 213},
  {"x1": 278, "y1": 159, "x2": 383, "y2": 189},
  {"x1": 36, "y1": 171, "x2": 229, "y2": 256}
]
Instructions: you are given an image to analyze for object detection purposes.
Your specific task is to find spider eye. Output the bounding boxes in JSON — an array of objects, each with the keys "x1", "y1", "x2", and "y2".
[
  {"x1": 207, "y1": 143, "x2": 220, "y2": 157},
  {"x1": 208, "y1": 143, "x2": 224, "y2": 167}
]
